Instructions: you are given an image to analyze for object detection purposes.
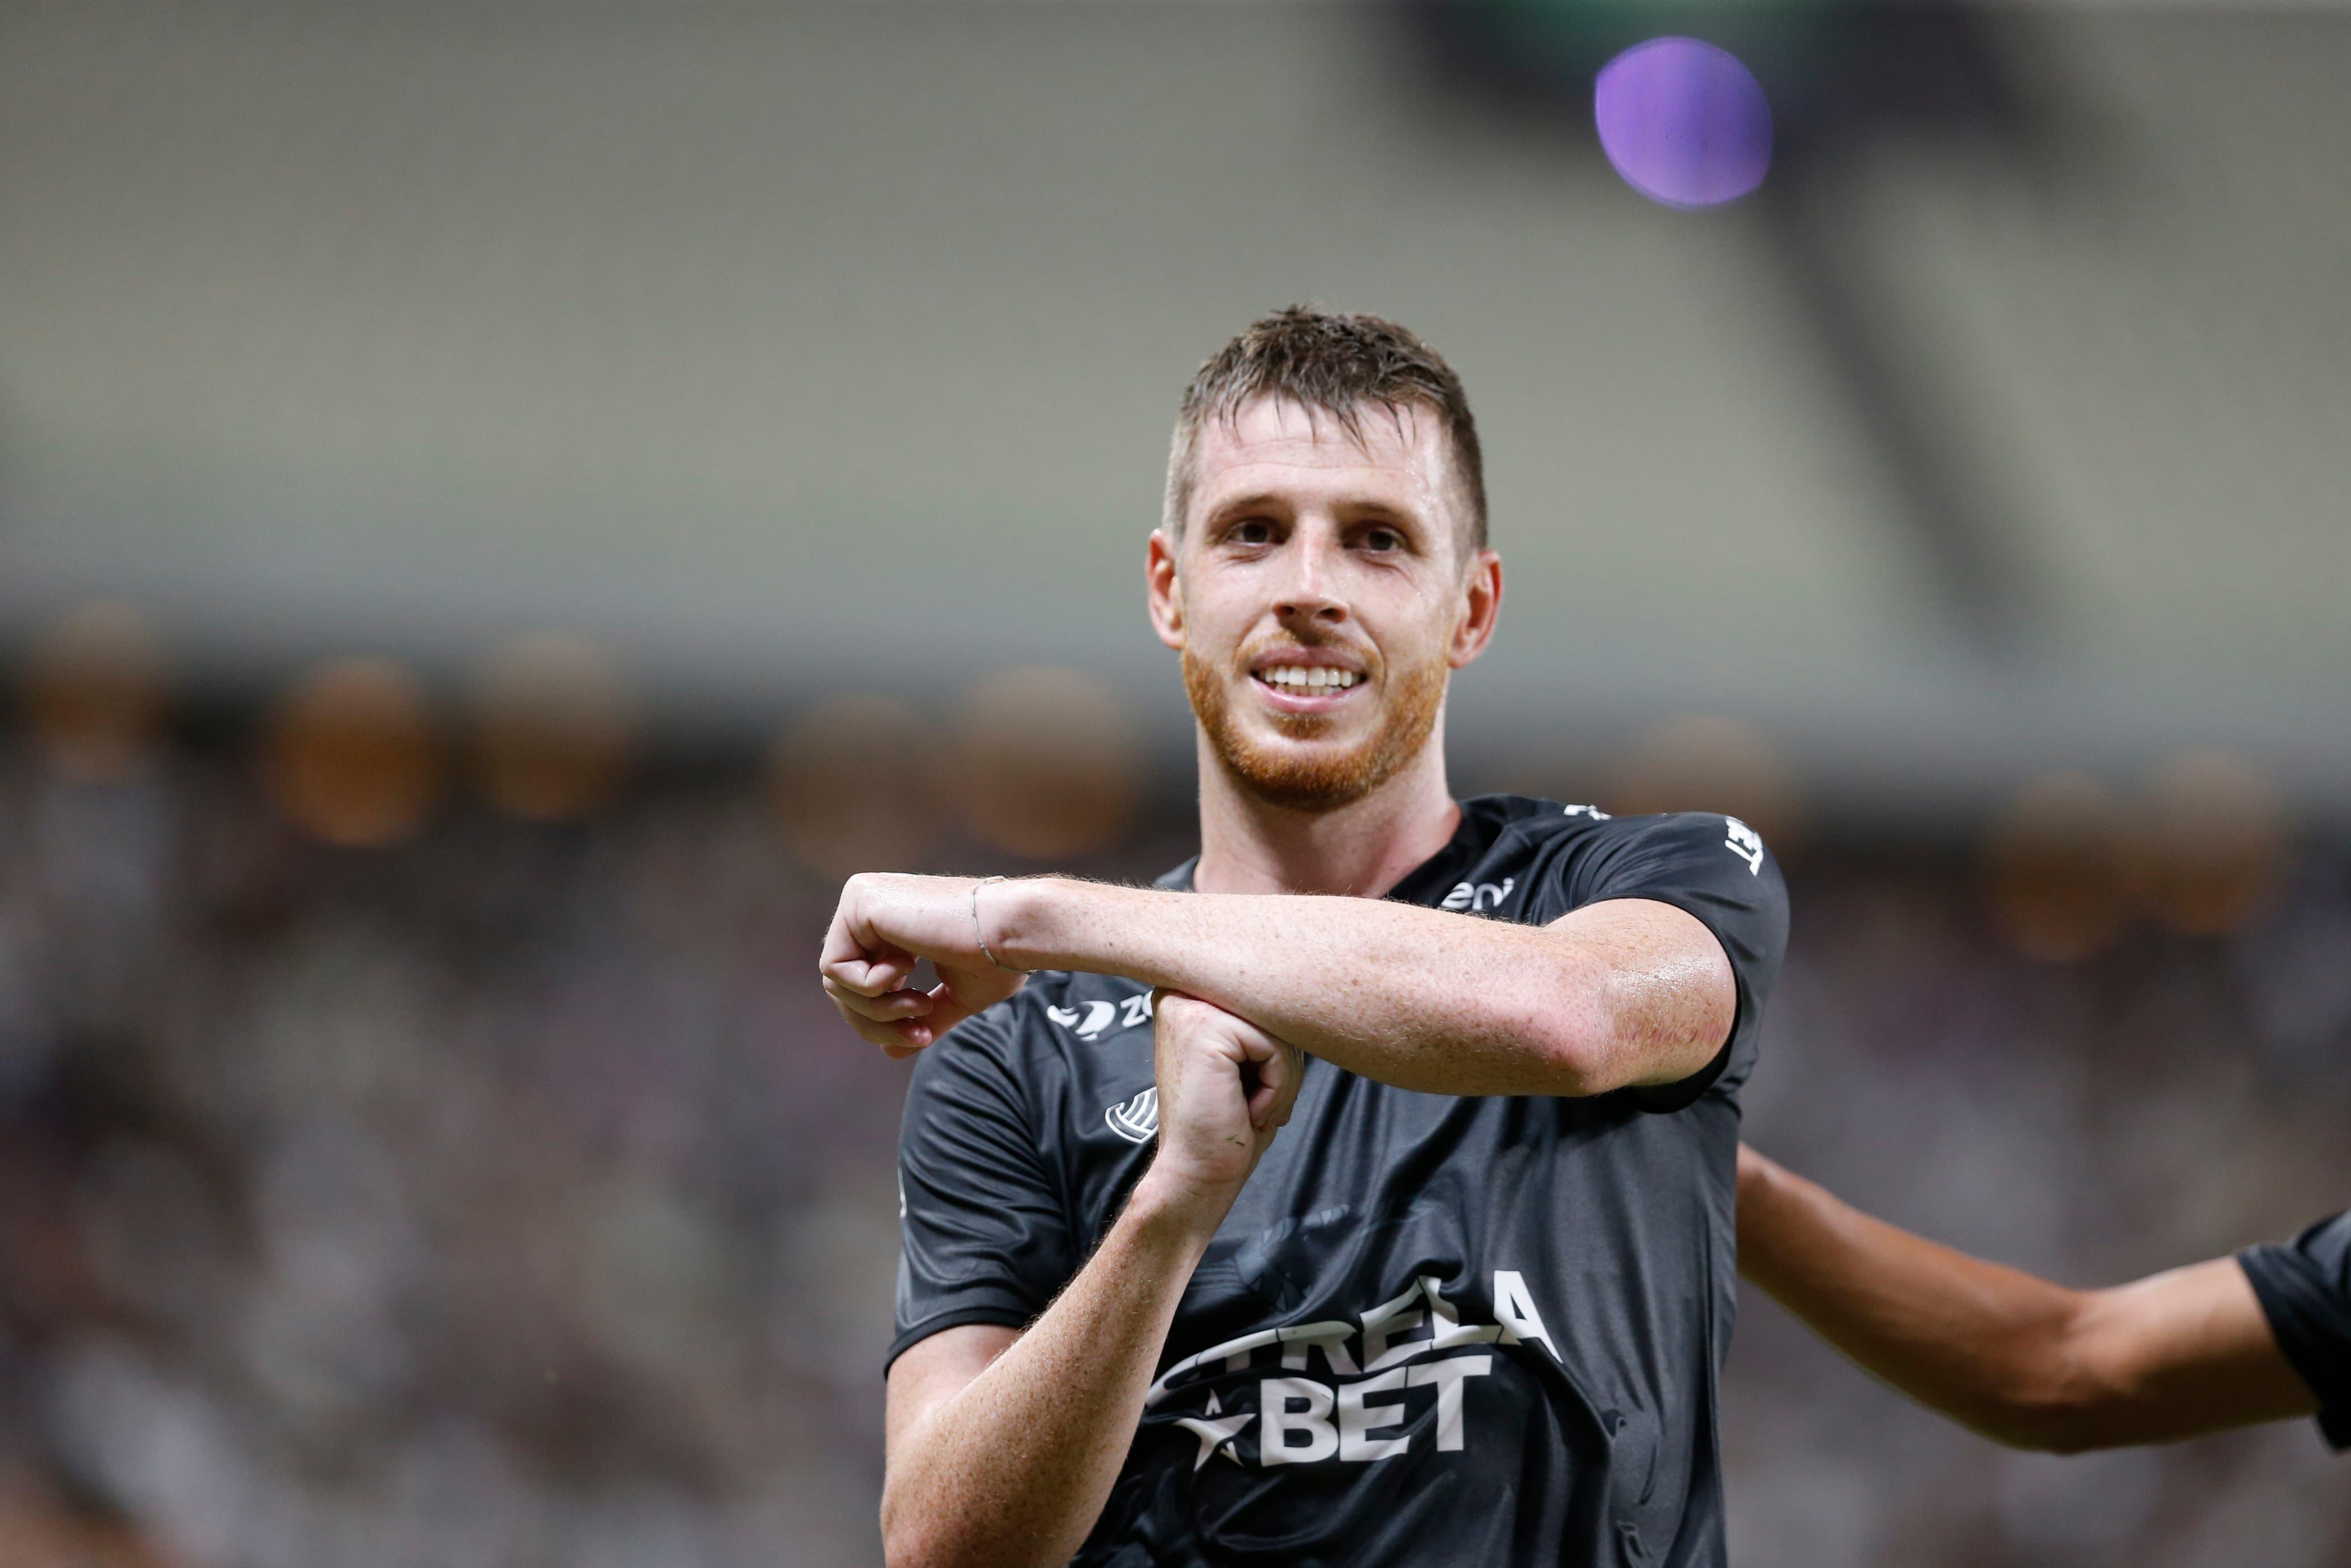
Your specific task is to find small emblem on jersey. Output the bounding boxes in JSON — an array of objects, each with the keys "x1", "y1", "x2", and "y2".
[
  {"x1": 1440, "y1": 877, "x2": 1515, "y2": 914},
  {"x1": 1048, "y1": 993, "x2": 1153, "y2": 1042},
  {"x1": 1106, "y1": 1086, "x2": 1159, "y2": 1143},
  {"x1": 1562, "y1": 803, "x2": 1612, "y2": 820},
  {"x1": 1723, "y1": 816, "x2": 1765, "y2": 876}
]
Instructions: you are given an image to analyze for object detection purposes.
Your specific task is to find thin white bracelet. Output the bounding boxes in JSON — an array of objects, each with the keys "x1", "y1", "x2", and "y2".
[{"x1": 970, "y1": 875, "x2": 1024, "y2": 972}]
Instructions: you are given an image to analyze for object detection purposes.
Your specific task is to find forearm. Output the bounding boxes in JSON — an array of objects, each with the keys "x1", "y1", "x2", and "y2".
[
  {"x1": 1739, "y1": 1152, "x2": 2318, "y2": 1452},
  {"x1": 883, "y1": 1178, "x2": 1219, "y2": 1568},
  {"x1": 998, "y1": 880, "x2": 1705, "y2": 1096},
  {"x1": 2051, "y1": 1263, "x2": 2318, "y2": 1448},
  {"x1": 1737, "y1": 1152, "x2": 2095, "y2": 1448}
]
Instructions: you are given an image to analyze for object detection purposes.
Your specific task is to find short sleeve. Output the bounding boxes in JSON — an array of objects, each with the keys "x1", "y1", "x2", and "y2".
[
  {"x1": 888, "y1": 1010, "x2": 1078, "y2": 1371},
  {"x1": 2239, "y1": 1211, "x2": 2351, "y2": 1451},
  {"x1": 1573, "y1": 813, "x2": 1789, "y2": 1113}
]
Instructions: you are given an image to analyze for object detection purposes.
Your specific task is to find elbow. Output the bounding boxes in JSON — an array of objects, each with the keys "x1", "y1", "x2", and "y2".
[
  {"x1": 1566, "y1": 932, "x2": 1739, "y2": 1098},
  {"x1": 1977, "y1": 1372, "x2": 2141, "y2": 1456},
  {"x1": 880, "y1": 1503, "x2": 1041, "y2": 1568},
  {"x1": 1953, "y1": 1310, "x2": 2133, "y2": 1455},
  {"x1": 881, "y1": 1522, "x2": 966, "y2": 1568},
  {"x1": 884, "y1": 1537, "x2": 1054, "y2": 1568},
  {"x1": 878, "y1": 1491, "x2": 949, "y2": 1568},
  {"x1": 1978, "y1": 1404, "x2": 2133, "y2": 1457},
  {"x1": 1524, "y1": 1009, "x2": 1704, "y2": 1100},
  {"x1": 1963, "y1": 1389, "x2": 2117, "y2": 1455},
  {"x1": 1535, "y1": 962, "x2": 1732, "y2": 1099},
  {"x1": 1521, "y1": 1026, "x2": 1615, "y2": 1098},
  {"x1": 878, "y1": 1505, "x2": 916, "y2": 1568}
]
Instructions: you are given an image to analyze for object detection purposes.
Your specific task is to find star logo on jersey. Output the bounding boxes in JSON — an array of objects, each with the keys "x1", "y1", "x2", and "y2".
[
  {"x1": 1173, "y1": 1392, "x2": 1252, "y2": 1471},
  {"x1": 1106, "y1": 1086, "x2": 1159, "y2": 1143}
]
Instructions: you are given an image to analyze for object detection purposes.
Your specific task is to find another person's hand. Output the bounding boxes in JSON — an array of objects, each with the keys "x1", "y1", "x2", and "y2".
[
  {"x1": 1141, "y1": 992, "x2": 1305, "y2": 1212},
  {"x1": 819, "y1": 872, "x2": 1029, "y2": 1056}
]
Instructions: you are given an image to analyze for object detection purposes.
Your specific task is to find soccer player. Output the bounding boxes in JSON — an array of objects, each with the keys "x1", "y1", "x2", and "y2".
[
  {"x1": 818, "y1": 308, "x2": 1788, "y2": 1567},
  {"x1": 1737, "y1": 1144, "x2": 2349, "y2": 1454}
]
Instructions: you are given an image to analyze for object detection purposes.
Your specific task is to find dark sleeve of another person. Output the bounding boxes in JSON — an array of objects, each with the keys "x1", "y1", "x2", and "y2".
[
  {"x1": 2240, "y1": 1211, "x2": 2351, "y2": 1451},
  {"x1": 887, "y1": 1009, "x2": 1077, "y2": 1373},
  {"x1": 1574, "y1": 812, "x2": 1791, "y2": 1113}
]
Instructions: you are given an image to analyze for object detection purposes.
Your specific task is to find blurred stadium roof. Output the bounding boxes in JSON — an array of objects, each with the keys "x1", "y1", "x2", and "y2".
[{"x1": 1, "y1": 1, "x2": 2346, "y2": 820}]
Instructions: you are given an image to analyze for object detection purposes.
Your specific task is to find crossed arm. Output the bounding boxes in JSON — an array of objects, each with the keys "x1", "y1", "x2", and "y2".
[
  {"x1": 833, "y1": 875, "x2": 1740, "y2": 1567},
  {"x1": 1736, "y1": 1146, "x2": 2318, "y2": 1452},
  {"x1": 882, "y1": 995, "x2": 1303, "y2": 1568},
  {"x1": 822, "y1": 874, "x2": 1737, "y2": 1098}
]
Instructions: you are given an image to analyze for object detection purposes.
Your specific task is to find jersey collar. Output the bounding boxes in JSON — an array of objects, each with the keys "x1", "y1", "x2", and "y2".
[{"x1": 1152, "y1": 797, "x2": 1510, "y2": 906}]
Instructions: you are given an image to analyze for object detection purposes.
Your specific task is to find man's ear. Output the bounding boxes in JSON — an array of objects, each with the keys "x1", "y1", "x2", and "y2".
[
  {"x1": 1147, "y1": 529, "x2": 1185, "y2": 651},
  {"x1": 1449, "y1": 547, "x2": 1503, "y2": 669}
]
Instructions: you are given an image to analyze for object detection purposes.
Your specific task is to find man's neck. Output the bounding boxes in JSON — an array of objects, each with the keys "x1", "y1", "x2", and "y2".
[{"x1": 1190, "y1": 724, "x2": 1463, "y2": 899}]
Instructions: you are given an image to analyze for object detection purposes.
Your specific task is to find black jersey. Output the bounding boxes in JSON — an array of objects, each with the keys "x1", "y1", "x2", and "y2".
[
  {"x1": 2240, "y1": 1211, "x2": 2351, "y2": 1451},
  {"x1": 890, "y1": 796, "x2": 1789, "y2": 1568}
]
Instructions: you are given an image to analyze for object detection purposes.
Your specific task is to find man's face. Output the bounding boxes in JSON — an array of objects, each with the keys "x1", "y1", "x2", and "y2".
[{"x1": 1148, "y1": 396, "x2": 1503, "y2": 811}]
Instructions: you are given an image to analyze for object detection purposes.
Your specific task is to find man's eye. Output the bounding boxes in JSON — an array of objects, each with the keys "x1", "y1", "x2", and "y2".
[
  {"x1": 1232, "y1": 520, "x2": 1273, "y2": 546},
  {"x1": 1361, "y1": 528, "x2": 1401, "y2": 552}
]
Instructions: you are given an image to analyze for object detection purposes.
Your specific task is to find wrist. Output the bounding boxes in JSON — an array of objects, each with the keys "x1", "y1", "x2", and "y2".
[
  {"x1": 991, "y1": 875, "x2": 1116, "y2": 974},
  {"x1": 1125, "y1": 1162, "x2": 1241, "y2": 1249}
]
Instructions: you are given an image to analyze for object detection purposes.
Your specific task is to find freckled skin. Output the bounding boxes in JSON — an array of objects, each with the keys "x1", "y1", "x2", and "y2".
[{"x1": 822, "y1": 394, "x2": 1743, "y2": 1568}]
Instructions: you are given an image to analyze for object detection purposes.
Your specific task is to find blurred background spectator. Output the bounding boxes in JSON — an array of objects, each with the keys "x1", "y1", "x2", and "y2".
[{"x1": 1, "y1": 2, "x2": 2347, "y2": 1564}]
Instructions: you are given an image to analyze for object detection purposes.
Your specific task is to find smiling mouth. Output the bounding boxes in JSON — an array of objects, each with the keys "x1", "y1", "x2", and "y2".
[{"x1": 1253, "y1": 665, "x2": 1364, "y2": 697}]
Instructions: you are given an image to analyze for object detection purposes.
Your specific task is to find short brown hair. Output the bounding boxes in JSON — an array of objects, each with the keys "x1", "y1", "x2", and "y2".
[{"x1": 1164, "y1": 306, "x2": 1487, "y2": 551}]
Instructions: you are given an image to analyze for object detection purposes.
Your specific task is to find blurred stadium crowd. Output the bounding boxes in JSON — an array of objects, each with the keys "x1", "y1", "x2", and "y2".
[{"x1": 0, "y1": 605, "x2": 2346, "y2": 1567}]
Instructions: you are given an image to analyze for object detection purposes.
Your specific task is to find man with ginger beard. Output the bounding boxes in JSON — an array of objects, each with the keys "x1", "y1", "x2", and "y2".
[{"x1": 821, "y1": 307, "x2": 1788, "y2": 1568}]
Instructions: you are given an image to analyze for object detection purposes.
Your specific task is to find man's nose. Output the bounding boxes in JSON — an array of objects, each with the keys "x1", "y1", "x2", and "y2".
[{"x1": 1272, "y1": 537, "x2": 1349, "y2": 628}]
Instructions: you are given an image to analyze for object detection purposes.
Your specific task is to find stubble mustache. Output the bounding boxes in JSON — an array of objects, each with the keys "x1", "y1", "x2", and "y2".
[{"x1": 1182, "y1": 639, "x2": 1446, "y2": 813}]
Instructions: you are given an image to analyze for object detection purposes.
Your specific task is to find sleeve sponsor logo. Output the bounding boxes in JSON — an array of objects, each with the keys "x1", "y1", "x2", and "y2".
[
  {"x1": 1149, "y1": 1271, "x2": 1558, "y2": 1468},
  {"x1": 1439, "y1": 877, "x2": 1515, "y2": 915},
  {"x1": 1561, "y1": 803, "x2": 1613, "y2": 820},
  {"x1": 1722, "y1": 816, "x2": 1765, "y2": 876},
  {"x1": 1047, "y1": 992, "x2": 1153, "y2": 1042}
]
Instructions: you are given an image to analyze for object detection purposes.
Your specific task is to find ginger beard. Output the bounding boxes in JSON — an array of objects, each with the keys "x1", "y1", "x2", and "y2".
[{"x1": 1183, "y1": 636, "x2": 1450, "y2": 813}]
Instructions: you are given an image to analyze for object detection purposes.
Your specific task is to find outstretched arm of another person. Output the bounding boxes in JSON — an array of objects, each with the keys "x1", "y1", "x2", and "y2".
[
  {"x1": 879, "y1": 996, "x2": 1302, "y2": 1568},
  {"x1": 1736, "y1": 1145, "x2": 2318, "y2": 1453}
]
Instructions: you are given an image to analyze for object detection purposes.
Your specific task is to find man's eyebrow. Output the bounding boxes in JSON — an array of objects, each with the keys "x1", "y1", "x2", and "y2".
[
  {"x1": 1198, "y1": 492, "x2": 1291, "y2": 519},
  {"x1": 1201, "y1": 491, "x2": 1421, "y2": 521}
]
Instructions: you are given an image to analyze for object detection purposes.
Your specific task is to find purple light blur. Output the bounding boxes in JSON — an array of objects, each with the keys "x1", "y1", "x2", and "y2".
[{"x1": 1594, "y1": 38, "x2": 1772, "y2": 210}]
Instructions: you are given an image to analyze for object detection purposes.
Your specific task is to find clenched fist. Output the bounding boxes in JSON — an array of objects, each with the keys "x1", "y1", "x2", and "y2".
[
  {"x1": 1143, "y1": 992, "x2": 1305, "y2": 1209},
  {"x1": 819, "y1": 872, "x2": 1029, "y2": 1057}
]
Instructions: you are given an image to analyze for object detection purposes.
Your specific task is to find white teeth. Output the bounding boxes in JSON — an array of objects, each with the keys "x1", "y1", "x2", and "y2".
[{"x1": 1259, "y1": 666, "x2": 1359, "y2": 693}]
